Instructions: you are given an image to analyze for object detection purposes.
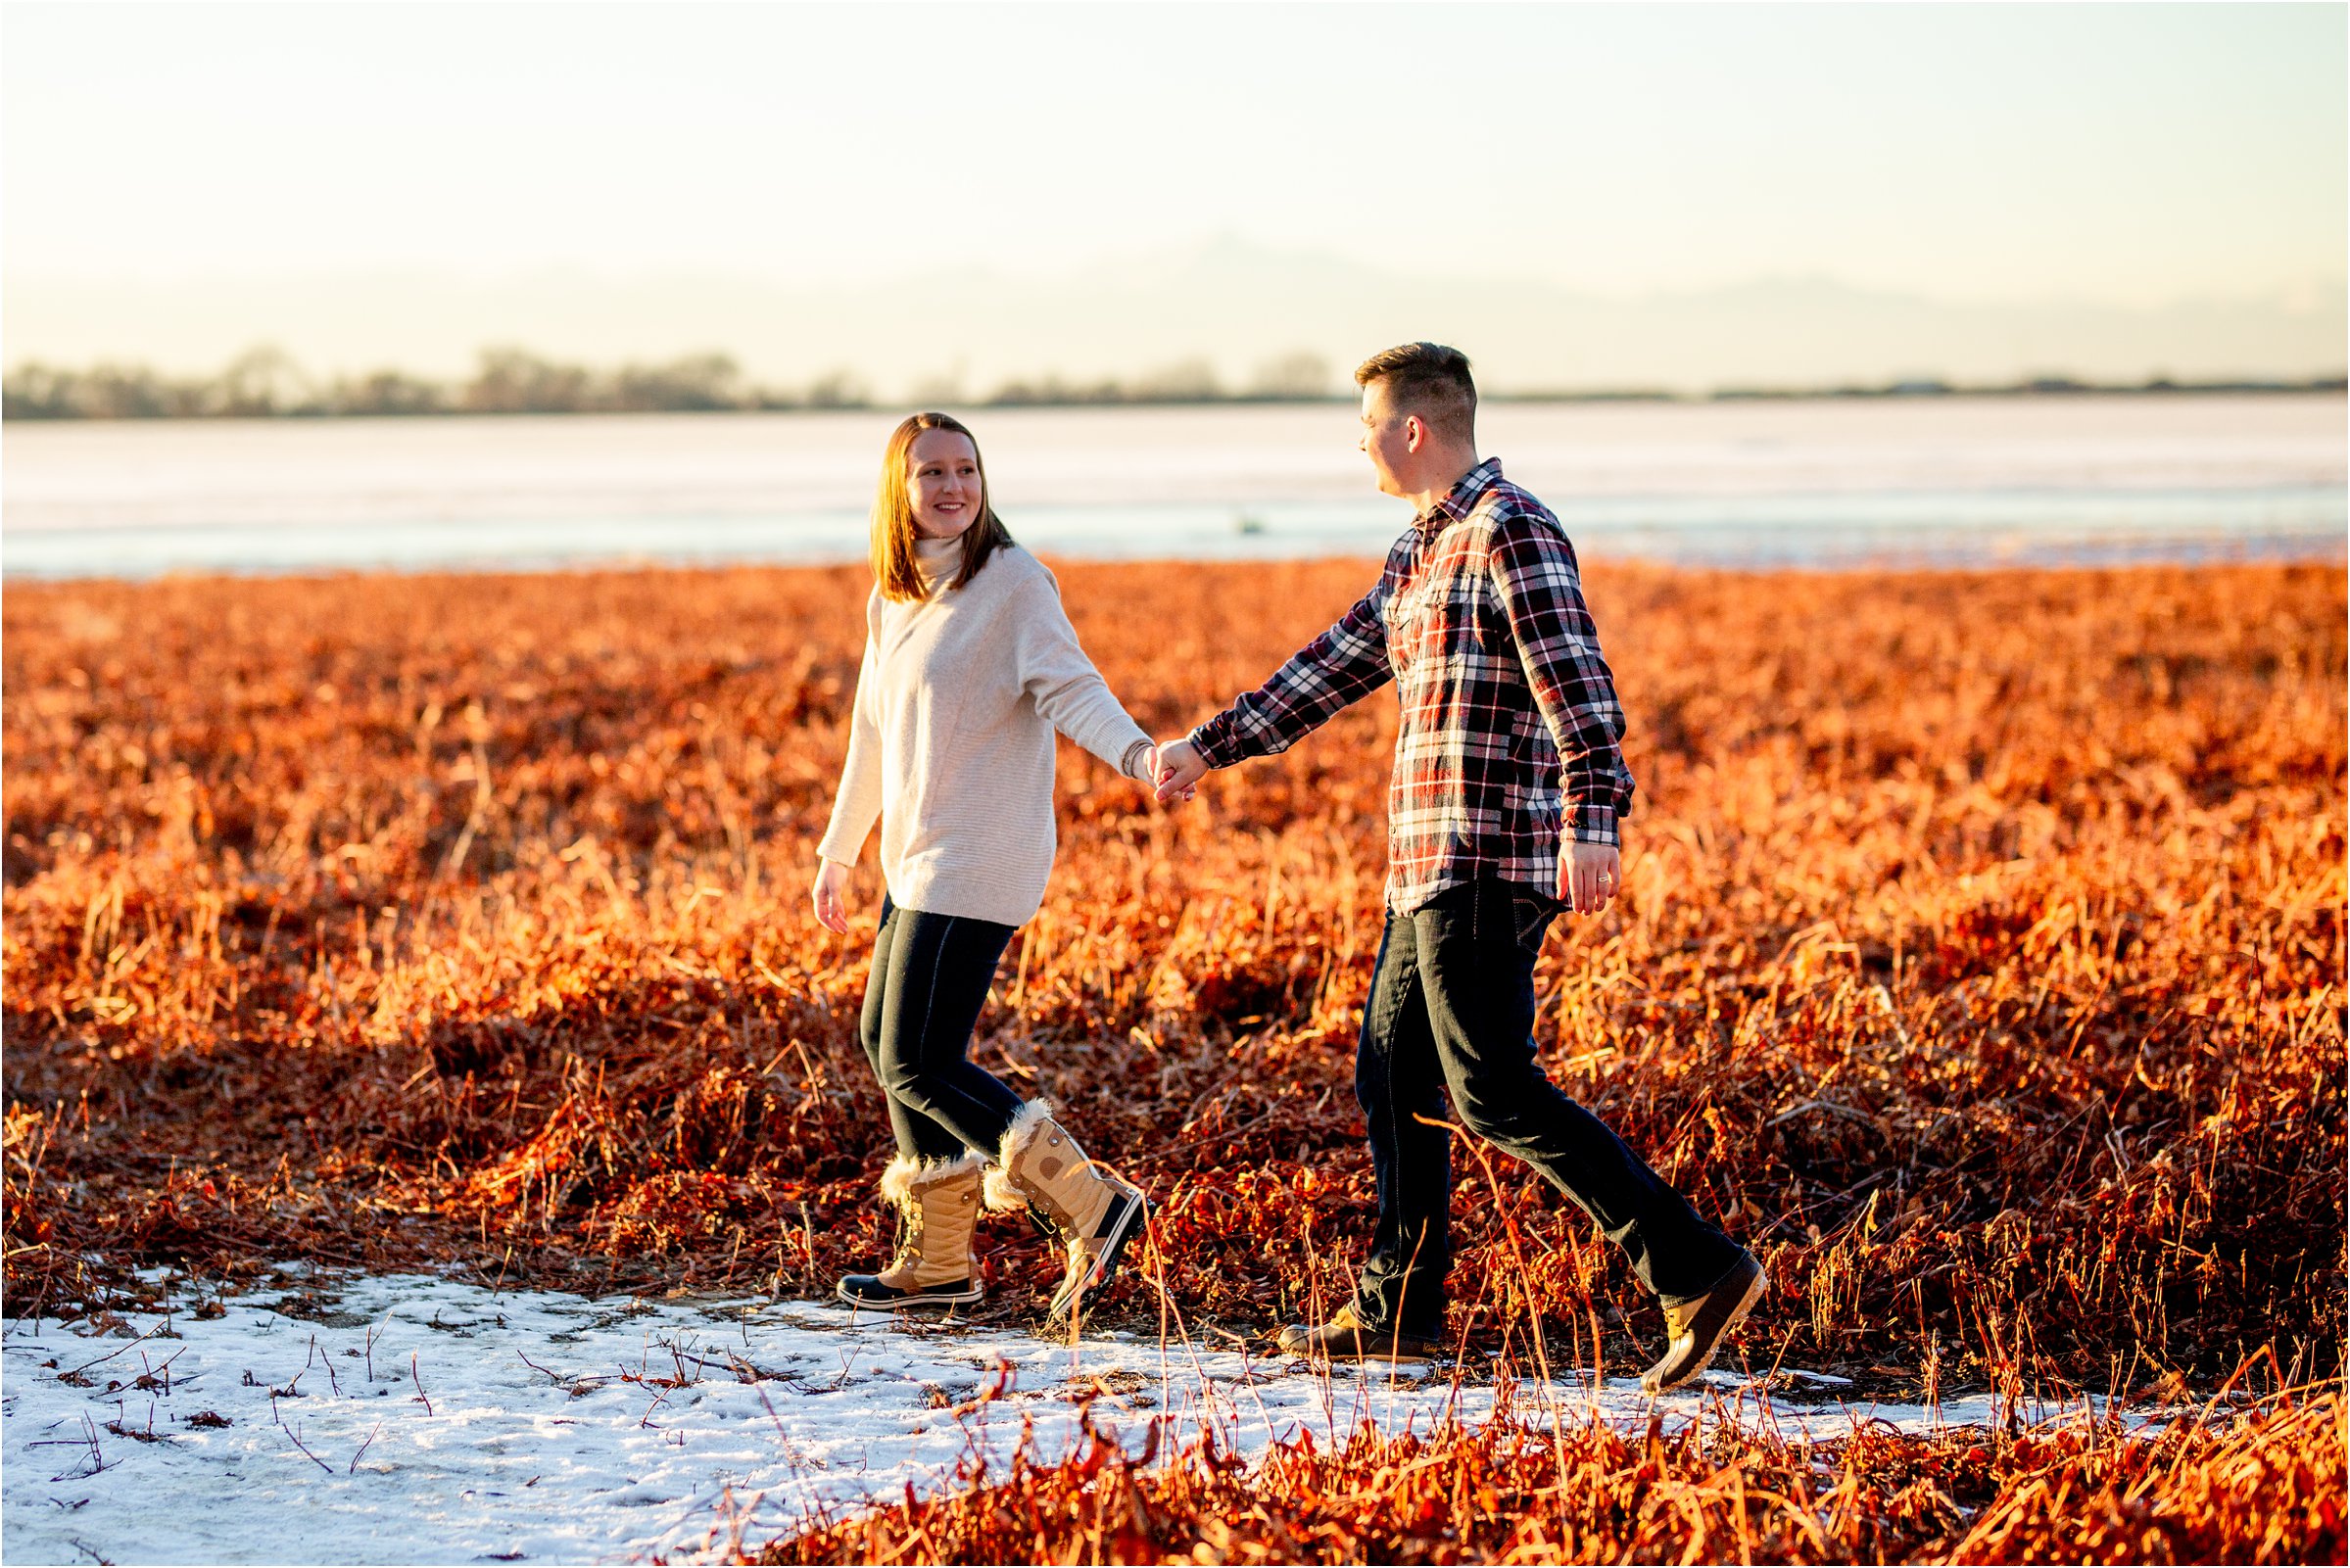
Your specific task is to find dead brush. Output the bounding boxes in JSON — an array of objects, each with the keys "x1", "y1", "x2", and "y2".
[
  {"x1": 1, "y1": 562, "x2": 2341, "y2": 1399},
  {"x1": 750, "y1": 1385, "x2": 2349, "y2": 1565}
]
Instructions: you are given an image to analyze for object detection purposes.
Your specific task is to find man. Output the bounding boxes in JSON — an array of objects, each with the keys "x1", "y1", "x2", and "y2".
[{"x1": 1154, "y1": 343, "x2": 1762, "y2": 1395}]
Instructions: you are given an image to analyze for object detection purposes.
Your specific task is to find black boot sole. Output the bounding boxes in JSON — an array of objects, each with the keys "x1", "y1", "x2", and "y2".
[
  {"x1": 1050, "y1": 1191, "x2": 1147, "y2": 1321},
  {"x1": 837, "y1": 1276, "x2": 983, "y2": 1309}
]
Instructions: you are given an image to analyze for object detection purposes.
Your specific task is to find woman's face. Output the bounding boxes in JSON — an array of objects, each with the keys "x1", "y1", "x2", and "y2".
[{"x1": 905, "y1": 428, "x2": 983, "y2": 540}]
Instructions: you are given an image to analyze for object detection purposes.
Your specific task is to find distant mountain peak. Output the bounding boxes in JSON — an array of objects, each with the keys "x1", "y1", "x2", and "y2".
[{"x1": 6, "y1": 246, "x2": 2340, "y2": 392}]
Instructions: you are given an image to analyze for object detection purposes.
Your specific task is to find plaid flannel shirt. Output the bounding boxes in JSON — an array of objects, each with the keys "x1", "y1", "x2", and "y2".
[{"x1": 1190, "y1": 458, "x2": 1634, "y2": 914}]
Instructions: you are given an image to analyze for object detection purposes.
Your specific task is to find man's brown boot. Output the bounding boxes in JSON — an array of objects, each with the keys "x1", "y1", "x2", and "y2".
[
  {"x1": 838, "y1": 1153, "x2": 984, "y2": 1309},
  {"x1": 1275, "y1": 1302, "x2": 1445, "y2": 1363},
  {"x1": 1640, "y1": 1250, "x2": 1765, "y2": 1394},
  {"x1": 985, "y1": 1102, "x2": 1147, "y2": 1323}
]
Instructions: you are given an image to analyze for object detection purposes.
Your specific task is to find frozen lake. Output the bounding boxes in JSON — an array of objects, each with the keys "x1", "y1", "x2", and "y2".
[{"x1": 3, "y1": 395, "x2": 2342, "y2": 578}]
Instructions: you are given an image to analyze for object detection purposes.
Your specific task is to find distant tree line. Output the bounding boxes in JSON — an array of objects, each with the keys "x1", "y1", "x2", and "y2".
[
  {"x1": 0, "y1": 347, "x2": 864, "y2": 419},
  {"x1": 2, "y1": 345, "x2": 2338, "y2": 419},
  {"x1": 0, "y1": 346, "x2": 1345, "y2": 419},
  {"x1": 1701, "y1": 372, "x2": 2347, "y2": 401}
]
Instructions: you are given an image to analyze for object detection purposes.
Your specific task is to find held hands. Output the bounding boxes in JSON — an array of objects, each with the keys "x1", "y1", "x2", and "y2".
[
  {"x1": 1559, "y1": 839, "x2": 1621, "y2": 916},
  {"x1": 1153, "y1": 738, "x2": 1206, "y2": 805},
  {"x1": 810, "y1": 857, "x2": 852, "y2": 934}
]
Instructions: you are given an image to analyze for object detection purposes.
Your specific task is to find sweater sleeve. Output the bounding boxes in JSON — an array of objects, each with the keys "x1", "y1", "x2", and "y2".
[
  {"x1": 816, "y1": 593, "x2": 887, "y2": 864},
  {"x1": 1010, "y1": 566, "x2": 1156, "y2": 781}
]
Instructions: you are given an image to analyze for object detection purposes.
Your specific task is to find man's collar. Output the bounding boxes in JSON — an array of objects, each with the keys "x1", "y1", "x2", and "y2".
[{"x1": 1415, "y1": 456, "x2": 1504, "y2": 533}]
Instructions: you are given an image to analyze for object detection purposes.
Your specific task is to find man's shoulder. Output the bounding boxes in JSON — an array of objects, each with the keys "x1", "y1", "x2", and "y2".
[
  {"x1": 1459, "y1": 484, "x2": 1572, "y2": 561},
  {"x1": 1471, "y1": 478, "x2": 1561, "y2": 531}
]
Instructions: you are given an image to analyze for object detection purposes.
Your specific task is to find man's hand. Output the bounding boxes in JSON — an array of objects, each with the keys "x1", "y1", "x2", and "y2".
[
  {"x1": 1559, "y1": 839, "x2": 1621, "y2": 916},
  {"x1": 810, "y1": 857, "x2": 853, "y2": 934},
  {"x1": 1154, "y1": 738, "x2": 1206, "y2": 804}
]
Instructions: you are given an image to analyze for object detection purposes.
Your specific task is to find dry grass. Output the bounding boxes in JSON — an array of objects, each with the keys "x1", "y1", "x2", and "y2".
[
  {"x1": 4, "y1": 557, "x2": 2342, "y2": 1560},
  {"x1": 757, "y1": 1386, "x2": 2347, "y2": 1565}
]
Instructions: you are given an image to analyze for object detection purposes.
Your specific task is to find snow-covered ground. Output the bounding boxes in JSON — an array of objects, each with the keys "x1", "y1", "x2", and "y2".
[{"x1": 5, "y1": 1267, "x2": 2117, "y2": 1566}]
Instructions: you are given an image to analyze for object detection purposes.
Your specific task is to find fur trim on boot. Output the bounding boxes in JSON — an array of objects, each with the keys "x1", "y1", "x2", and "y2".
[
  {"x1": 983, "y1": 1099, "x2": 1055, "y2": 1212},
  {"x1": 882, "y1": 1150, "x2": 984, "y2": 1208}
]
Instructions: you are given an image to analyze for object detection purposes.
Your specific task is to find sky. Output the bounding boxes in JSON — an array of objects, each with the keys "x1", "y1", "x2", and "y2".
[{"x1": 4, "y1": 2, "x2": 2343, "y2": 389}]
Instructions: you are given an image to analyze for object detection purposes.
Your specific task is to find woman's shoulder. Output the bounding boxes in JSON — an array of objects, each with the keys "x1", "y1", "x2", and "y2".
[
  {"x1": 973, "y1": 541, "x2": 1057, "y2": 598},
  {"x1": 988, "y1": 540, "x2": 1045, "y2": 577}
]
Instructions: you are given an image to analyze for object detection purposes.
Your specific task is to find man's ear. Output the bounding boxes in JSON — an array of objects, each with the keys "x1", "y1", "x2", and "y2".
[{"x1": 1404, "y1": 414, "x2": 1427, "y2": 451}]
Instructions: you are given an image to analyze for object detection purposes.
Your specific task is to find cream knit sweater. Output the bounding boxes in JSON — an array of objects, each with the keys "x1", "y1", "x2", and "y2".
[{"x1": 817, "y1": 536, "x2": 1155, "y2": 927}]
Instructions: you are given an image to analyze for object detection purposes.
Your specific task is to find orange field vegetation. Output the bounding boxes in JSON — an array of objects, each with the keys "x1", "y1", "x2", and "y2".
[
  {"x1": 3, "y1": 558, "x2": 2344, "y2": 1562},
  {"x1": 759, "y1": 1385, "x2": 2346, "y2": 1566}
]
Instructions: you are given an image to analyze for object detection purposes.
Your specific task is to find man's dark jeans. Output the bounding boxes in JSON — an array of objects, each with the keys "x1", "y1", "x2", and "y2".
[{"x1": 1352, "y1": 876, "x2": 1745, "y2": 1337}]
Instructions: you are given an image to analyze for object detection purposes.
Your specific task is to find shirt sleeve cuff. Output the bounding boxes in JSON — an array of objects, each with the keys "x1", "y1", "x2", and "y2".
[
  {"x1": 1567, "y1": 802, "x2": 1619, "y2": 847},
  {"x1": 1188, "y1": 720, "x2": 1241, "y2": 770}
]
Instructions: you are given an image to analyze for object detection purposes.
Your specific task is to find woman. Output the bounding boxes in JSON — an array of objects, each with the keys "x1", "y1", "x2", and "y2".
[{"x1": 812, "y1": 410, "x2": 1160, "y2": 1324}]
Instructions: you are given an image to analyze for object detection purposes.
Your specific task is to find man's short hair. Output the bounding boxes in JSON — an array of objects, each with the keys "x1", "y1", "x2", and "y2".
[{"x1": 1355, "y1": 342, "x2": 1476, "y2": 441}]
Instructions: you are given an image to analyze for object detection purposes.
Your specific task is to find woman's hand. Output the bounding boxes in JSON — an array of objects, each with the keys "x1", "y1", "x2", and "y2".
[
  {"x1": 811, "y1": 857, "x2": 853, "y2": 934},
  {"x1": 1154, "y1": 738, "x2": 1205, "y2": 804}
]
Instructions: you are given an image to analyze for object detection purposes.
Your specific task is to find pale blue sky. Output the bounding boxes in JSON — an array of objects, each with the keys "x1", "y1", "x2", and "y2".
[
  {"x1": 8, "y1": 2, "x2": 2342, "y2": 298},
  {"x1": 3, "y1": 3, "x2": 2342, "y2": 384}
]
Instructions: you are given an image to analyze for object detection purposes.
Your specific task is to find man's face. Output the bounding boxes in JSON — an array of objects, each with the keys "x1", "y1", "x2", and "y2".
[{"x1": 1358, "y1": 381, "x2": 1414, "y2": 499}]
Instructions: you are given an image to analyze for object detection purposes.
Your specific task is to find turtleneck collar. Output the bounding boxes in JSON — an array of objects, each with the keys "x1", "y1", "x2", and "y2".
[{"x1": 914, "y1": 532, "x2": 964, "y2": 589}]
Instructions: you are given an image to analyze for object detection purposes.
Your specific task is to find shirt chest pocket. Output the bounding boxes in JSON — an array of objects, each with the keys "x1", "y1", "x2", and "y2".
[{"x1": 1389, "y1": 575, "x2": 1510, "y2": 665}]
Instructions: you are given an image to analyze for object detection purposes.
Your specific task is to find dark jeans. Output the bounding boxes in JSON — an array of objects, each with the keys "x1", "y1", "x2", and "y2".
[
  {"x1": 858, "y1": 896, "x2": 1026, "y2": 1164},
  {"x1": 1352, "y1": 876, "x2": 1744, "y2": 1337}
]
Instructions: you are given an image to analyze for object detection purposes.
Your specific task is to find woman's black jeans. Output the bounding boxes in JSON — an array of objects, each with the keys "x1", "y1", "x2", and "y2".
[
  {"x1": 858, "y1": 896, "x2": 1027, "y2": 1164},
  {"x1": 1352, "y1": 876, "x2": 1746, "y2": 1337}
]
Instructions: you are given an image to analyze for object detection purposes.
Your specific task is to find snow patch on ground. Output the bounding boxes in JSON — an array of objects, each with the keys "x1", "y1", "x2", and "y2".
[{"x1": 3, "y1": 1268, "x2": 2122, "y2": 1565}]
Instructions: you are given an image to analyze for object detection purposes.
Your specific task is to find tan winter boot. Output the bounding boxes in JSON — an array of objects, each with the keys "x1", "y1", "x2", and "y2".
[
  {"x1": 984, "y1": 1101, "x2": 1147, "y2": 1322},
  {"x1": 837, "y1": 1153, "x2": 984, "y2": 1309}
]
